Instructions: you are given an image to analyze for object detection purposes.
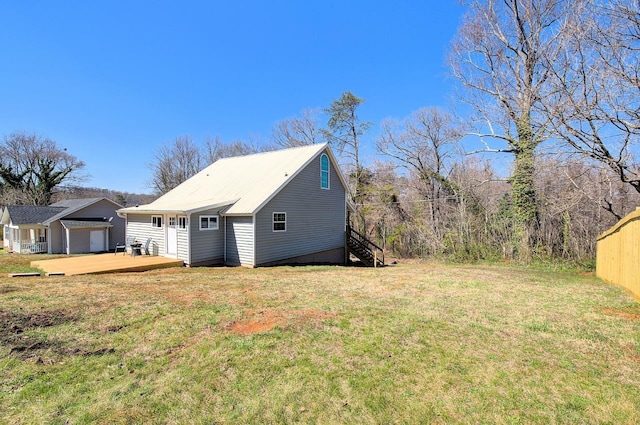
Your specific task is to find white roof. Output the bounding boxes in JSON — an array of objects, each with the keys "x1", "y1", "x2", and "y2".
[{"x1": 120, "y1": 143, "x2": 342, "y2": 216}]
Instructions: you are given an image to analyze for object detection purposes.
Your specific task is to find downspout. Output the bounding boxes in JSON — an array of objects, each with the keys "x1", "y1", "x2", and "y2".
[
  {"x1": 187, "y1": 213, "x2": 192, "y2": 266},
  {"x1": 120, "y1": 213, "x2": 128, "y2": 247},
  {"x1": 223, "y1": 215, "x2": 227, "y2": 264},
  {"x1": 65, "y1": 227, "x2": 70, "y2": 255},
  {"x1": 252, "y1": 214, "x2": 256, "y2": 267}
]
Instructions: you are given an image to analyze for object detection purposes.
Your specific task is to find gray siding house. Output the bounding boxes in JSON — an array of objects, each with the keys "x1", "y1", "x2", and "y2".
[
  {"x1": 118, "y1": 143, "x2": 348, "y2": 267},
  {"x1": 1, "y1": 197, "x2": 125, "y2": 254}
]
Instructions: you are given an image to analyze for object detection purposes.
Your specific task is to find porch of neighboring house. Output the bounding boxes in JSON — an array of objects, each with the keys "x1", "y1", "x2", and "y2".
[
  {"x1": 31, "y1": 253, "x2": 184, "y2": 276},
  {"x1": 5, "y1": 226, "x2": 48, "y2": 254}
]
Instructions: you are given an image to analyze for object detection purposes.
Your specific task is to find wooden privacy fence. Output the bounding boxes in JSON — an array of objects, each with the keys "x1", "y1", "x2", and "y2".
[{"x1": 596, "y1": 207, "x2": 640, "y2": 301}]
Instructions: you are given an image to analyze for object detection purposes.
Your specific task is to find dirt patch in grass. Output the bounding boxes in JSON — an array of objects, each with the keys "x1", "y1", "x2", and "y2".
[
  {"x1": 0, "y1": 308, "x2": 113, "y2": 360},
  {"x1": 225, "y1": 308, "x2": 337, "y2": 335},
  {"x1": 601, "y1": 307, "x2": 640, "y2": 321},
  {"x1": 227, "y1": 314, "x2": 281, "y2": 335},
  {"x1": 0, "y1": 308, "x2": 76, "y2": 359},
  {"x1": 0, "y1": 285, "x2": 19, "y2": 294}
]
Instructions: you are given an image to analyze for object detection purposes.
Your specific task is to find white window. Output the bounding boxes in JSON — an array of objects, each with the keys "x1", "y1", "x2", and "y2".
[
  {"x1": 200, "y1": 215, "x2": 219, "y2": 230},
  {"x1": 273, "y1": 212, "x2": 286, "y2": 232},
  {"x1": 178, "y1": 216, "x2": 187, "y2": 229},
  {"x1": 320, "y1": 153, "x2": 330, "y2": 189},
  {"x1": 152, "y1": 216, "x2": 163, "y2": 228}
]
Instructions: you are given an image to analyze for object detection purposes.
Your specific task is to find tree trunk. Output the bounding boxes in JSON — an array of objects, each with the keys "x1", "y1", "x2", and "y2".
[{"x1": 511, "y1": 117, "x2": 539, "y2": 258}]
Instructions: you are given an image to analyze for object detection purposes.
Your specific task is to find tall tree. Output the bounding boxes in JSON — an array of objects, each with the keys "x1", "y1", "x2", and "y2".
[
  {"x1": 0, "y1": 132, "x2": 85, "y2": 205},
  {"x1": 322, "y1": 91, "x2": 372, "y2": 205},
  {"x1": 449, "y1": 0, "x2": 569, "y2": 257}
]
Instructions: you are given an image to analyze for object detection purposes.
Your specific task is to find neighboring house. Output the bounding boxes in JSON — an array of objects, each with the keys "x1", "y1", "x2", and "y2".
[
  {"x1": 117, "y1": 143, "x2": 349, "y2": 267},
  {"x1": 1, "y1": 197, "x2": 125, "y2": 254}
]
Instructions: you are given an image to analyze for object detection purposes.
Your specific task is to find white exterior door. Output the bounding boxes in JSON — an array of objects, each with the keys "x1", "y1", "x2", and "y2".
[
  {"x1": 167, "y1": 216, "x2": 177, "y2": 256},
  {"x1": 89, "y1": 230, "x2": 105, "y2": 252}
]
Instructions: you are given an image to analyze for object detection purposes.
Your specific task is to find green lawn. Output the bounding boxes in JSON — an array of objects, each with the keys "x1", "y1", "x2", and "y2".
[{"x1": 1, "y1": 255, "x2": 639, "y2": 424}]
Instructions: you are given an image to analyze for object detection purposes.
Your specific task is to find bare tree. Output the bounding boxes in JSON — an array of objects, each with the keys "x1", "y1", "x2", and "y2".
[
  {"x1": 448, "y1": 0, "x2": 571, "y2": 257},
  {"x1": 202, "y1": 136, "x2": 262, "y2": 165},
  {"x1": 547, "y1": 0, "x2": 640, "y2": 198},
  {"x1": 378, "y1": 107, "x2": 462, "y2": 243},
  {"x1": 148, "y1": 135, "x2": 203, "y2": 195},
  {"x1": 271, "y1": 108, "x2": 323, "y2": 148},
  {"x1": 533, "y1": 153, "x2": 637, "y2": 258},
  {"x1": 0, "y1": 132, "x2": 86, "y2": 205}
]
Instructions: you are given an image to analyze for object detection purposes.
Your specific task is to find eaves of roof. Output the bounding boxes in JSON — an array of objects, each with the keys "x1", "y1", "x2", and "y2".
[
  {"x1": 118, "y1": 200, "x2": 238, "y2": 216},
  {"x1": 60, "y1": 219, "x2": 114, "y2": 229}
]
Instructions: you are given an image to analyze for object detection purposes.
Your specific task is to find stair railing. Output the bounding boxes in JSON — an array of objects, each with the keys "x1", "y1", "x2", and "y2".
[{"x1": 346, "y1": 225, "x2": 384, "y2": 267}]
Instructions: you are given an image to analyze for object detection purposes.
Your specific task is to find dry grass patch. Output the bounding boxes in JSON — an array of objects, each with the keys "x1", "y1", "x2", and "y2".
[{"x1": 0, "y1": 256, "x2": 639, "y2": 424}]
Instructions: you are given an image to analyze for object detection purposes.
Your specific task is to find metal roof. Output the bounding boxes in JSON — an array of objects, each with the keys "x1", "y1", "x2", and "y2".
[{"x1": 119, "y1": 143, "x2": 345, "y2": 216}]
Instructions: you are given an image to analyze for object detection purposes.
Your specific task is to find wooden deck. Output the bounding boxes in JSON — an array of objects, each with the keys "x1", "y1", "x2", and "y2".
[{"x1": 31, "y1": 253, "x2": 184, "y2": 276}]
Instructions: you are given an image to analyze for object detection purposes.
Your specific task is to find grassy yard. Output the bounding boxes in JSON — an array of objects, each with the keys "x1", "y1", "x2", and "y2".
[{"x1": 1, "y1": 254, "x2": 639, "y2": 424}]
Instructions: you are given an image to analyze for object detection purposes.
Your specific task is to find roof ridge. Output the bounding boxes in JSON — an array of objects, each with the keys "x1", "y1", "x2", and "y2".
[{"x1": 214, "y1": 142, "x2": 327, "y2": 163}]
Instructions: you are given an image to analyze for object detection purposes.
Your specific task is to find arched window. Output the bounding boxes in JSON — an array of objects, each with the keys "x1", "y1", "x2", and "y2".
[{"x1": 320, "y1": 154, "x2": 330, "y2": 189}]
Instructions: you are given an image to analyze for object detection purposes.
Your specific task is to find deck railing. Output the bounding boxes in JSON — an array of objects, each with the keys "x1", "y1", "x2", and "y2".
[{"x1": 12, "y1": 240, "x2": 48, "y2": 254}]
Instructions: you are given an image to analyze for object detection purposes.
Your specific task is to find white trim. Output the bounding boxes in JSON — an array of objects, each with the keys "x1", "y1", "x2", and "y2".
[
  {"x1": 252, "y1": 214, "x2": 256, "y2": 267},
  {"x1": 224, "y1": 215, "x2": 227, "y2": 264},
  {"x1": 152, "y1": 215, "x2": 163, "y2": 228},
  {"x1": 320, "y1": 153, "x2": 330, "y2": 190},
  {"x1": 177, "y1": 216, "x2": 188, "y2": 230},
  {"x1": 166, "y1": 214, "x2": 178, "y2": 257},
  {"x1": 272, "y1": 212, "x2": 287, "y2": 232},
  {"x1": 187, "y1": 213, "x2": 192, "y2": 266},
  {"x1": 199, "y1": 215, "x2": 219, "y2": 230},
  {"x1": 117, "y1": 200, "x2": 238, "y2": 216}
]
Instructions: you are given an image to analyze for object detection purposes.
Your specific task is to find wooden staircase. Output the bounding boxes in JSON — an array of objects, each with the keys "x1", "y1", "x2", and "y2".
[{"x1": 346, "y1": 225, "x2": 384, "y2": 267}]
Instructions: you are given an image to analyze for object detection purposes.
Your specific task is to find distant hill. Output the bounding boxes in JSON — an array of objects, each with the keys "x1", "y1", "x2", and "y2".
[{"x1": 53, "y1": 186, "x2": 157, "y2": 207}]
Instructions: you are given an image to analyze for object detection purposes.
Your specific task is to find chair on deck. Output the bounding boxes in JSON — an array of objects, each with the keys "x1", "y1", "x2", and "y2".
[
  {"x1": 115, "y1": 236, "x2": 134, "y2": 255},
  {"x1": 141, "y1": 238, "x2": 152, "y2": 255}
]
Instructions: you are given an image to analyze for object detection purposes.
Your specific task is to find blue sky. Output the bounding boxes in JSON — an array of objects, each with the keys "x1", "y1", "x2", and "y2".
[{"x1": 1, "y1": 1, "x2": 465, "y2": 194}]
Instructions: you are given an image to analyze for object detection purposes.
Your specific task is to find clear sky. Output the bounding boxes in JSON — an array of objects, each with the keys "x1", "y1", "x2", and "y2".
[{"x1": 0, "y1": 1, "x2": 465, "y2": 194}]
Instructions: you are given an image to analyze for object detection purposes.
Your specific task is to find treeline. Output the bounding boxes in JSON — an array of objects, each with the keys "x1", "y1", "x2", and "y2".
[
  {"x1": 357, "y1": 151, "x2": 638, "y2": 262},
  {"x1": 53, "y1": 185, "x2": 156, "y2": 208}
]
